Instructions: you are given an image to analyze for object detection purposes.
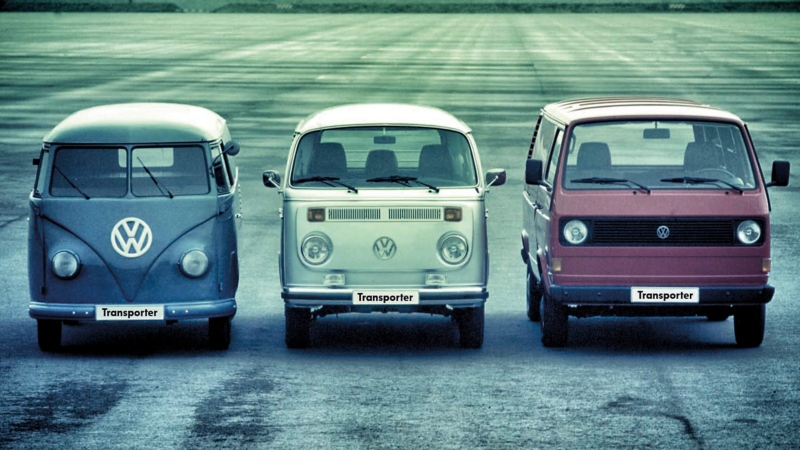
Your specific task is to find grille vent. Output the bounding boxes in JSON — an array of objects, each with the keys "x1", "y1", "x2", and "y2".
[
  {"x1": 565, "y1": 217, "x2": 758, "y2": 246},
  {"x1": 327, "y1": 208, "x2": 381, "y2": 221},
  {"x1": 388, "y1": 208, "x2": 442, "y2": 221}
]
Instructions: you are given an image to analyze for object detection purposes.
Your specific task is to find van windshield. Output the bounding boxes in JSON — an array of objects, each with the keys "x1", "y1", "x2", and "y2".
[
  {"x1": 290, "y1": 127, "x2": 477, "y2": 189},
  {"x1": 50, "y1": 148, "x2": 127, "y2": 197},
  {"x1": 562, "y1": 121, "x2": 757, "y2": 191},
  {"x1": 132, "y1": 146, "x2": 209, "y2": 196}
]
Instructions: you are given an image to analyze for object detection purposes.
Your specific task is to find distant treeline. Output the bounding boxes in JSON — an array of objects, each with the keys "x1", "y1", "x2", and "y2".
[{"x1": 3, "y1": 1, "x2": 800, "y2": 13}]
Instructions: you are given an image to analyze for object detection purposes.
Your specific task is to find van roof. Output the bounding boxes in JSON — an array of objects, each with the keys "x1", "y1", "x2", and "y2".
[
  {"x1": 543, "y1": 97, "x2": 743, "y2": 125},
  {"x1": 44, "y1": 103, "x2": 227, "y2": 144},
  {"x1": 295, "y1": 104, "x2": 472, "y2": 134}
]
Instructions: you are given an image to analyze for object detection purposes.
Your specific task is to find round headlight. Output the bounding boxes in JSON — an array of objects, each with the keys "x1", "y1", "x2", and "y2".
[
  {"x1": 180, "y1": 250, "x2": 209, "y2": 278},
  {"x1": 439, "y1": 234, "x2": 469, "y2": 265},
  {"x1": 52, "y1": 250, "x2": 80, "y2": 279},
  {"x1": 301, "y1": 234, "x2": 332, "y2": 265},
  {"x1": 737, "y1": 220, "x2": 761, "y2": 245},
  {"x1": 563, "y1": 220, "x2": 589, "y2": 245}
]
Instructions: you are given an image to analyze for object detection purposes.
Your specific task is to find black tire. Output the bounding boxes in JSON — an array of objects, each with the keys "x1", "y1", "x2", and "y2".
[
  {"x1": 706, "y1": 313, "x2": 730, "y2": 322},
  {"x1": 285, "y1": 306, "x2": 311, "y2": 349},
  {"x1": 526, "y1": 268, "x2": 542, "y2": 322},
  {"x1": 734, "y1": 304, "x2": 766, "y2": 348},
  {"x1": 540, "y1": 292, "x2": 568, "y2": 347},
  {"x1": 37, "y1": 320, "x2": 62, "y2": 352},
  {"x1": 457, "y1": 305, "x2": 484, "y2": 349},
  {"x1": 209, "y1": 316, "x2": 232, "y2": 350}
]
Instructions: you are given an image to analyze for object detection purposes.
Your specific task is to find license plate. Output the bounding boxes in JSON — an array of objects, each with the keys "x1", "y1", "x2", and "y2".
[
  {"x1": 352, "y1": 291, "x2": 419, "y2": 305},
  {"x1": 96, "y1": 305, "x2": 165, "y2": 321},
  {"x1": 631, "y1": 287, "x2": 699, "y2": 303}
]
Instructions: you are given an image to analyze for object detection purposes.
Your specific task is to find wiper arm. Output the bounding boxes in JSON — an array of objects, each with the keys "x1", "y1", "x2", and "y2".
[
  {"x1": 52, "y1": 163, "x2": 90, "y2": 199},
  {"x1": 294, "y1": 176, "x2": 358, "y2": 193},
  {"x1": 660, "y1": 177, "x2": 743, "y2": 194},
  {"x1": 137, "y1": 157, "x2": 173, "y2": 198},
  {"x1": 571, "y1": 177, "x2": 650, "y2": 194},
  {"x1": 366, "y1": 175, "x2": 439, "y2": 193}
]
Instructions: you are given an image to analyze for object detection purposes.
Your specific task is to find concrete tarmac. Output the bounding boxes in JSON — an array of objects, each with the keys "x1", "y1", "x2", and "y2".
[{"x1": 0, "y1": 13, "x2": 798, "y2": 449}]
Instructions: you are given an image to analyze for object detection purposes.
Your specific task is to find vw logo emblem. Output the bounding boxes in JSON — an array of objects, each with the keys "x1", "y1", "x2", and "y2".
[
  {"x1": 111, "y1": 217, "x2": 153, "y2": 258},
  {"x1": 656, "y1": 225, "x2": 670, "y2": 240},
  {"x1": 373, "y1": 237, "x2": 397, "y2": 260}
]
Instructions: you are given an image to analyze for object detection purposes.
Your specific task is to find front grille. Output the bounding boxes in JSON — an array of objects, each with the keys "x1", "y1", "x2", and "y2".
[
  {"x1": 388, "y1": 207, "x2": 442, "y2": 221},
  {"x1": 562, "y1": 217, "x2": 763, "y2": 246},
  {"x1": 327, "y1": 208, "x2": 381, "y2": 221}
]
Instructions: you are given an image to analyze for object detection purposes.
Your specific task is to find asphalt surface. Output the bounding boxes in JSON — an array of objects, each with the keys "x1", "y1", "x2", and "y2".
[{"x1": 1, "y1": 12, "x2": 799, "y2": 449}]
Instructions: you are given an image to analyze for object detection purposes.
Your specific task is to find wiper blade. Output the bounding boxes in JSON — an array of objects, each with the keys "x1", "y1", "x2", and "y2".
[
  {"x1": 52, "y1": 163, "x2": 90, "y2": 199},
  {"x1": 294, "y1": 176, "x2": 358, "y2": 193},
  {"x1": 660, "y1": 177, "x2": 743, "y2": 194},
  {"x1": 137, "y1": 157, "x2": 173, "y2": 198},
  {"x1": 366, "y1": 175, "x2": 439, "y2": 193},
  {"x1": 571, "y1": 177, "x2": 650, "y2": 194}
]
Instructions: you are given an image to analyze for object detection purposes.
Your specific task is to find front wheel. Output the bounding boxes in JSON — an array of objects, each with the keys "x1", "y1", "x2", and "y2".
[
  {"x1": 540, "y1": 292, "x2": 568, "y2": 347},
  {"x1": 285, "y1": 306, "x2": 311, "y2": 349},
  {"x1": 456, "y1": 305, "x2": 484, "y2": 349},
  {"x1": 526, "y1": 268, "x2": 542, "y2": 322},
  {"x1": 734, "y1": 305, "x2": 765, "y2": 348},
  {"x1": 37, "y1": 320, "x2": 62, "y2": 352},
  {"x1": 209, "y1": 316, "x2": 232, "y2": 350}
]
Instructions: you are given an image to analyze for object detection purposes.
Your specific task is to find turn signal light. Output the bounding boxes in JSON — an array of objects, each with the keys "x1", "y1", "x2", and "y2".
[
  {"x1": 551, "y1": 258, "x2": 563, "y2": 273},
  {"x1": 762, "y1": 258, "x2": 771, "y2": 273},
  {"x1": 444, "y1": 207, "x2": 462, "y2": 222},
  {"x1": 308, "y1": 208, "x2": 325, "y2": 222}
]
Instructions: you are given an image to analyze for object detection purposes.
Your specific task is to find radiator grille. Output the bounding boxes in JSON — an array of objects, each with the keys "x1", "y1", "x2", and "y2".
[
  {"x1": 327, "y1": 208, "x2": 381, "y2": 221},
  {"x1": 565, "y1": 218, "x2": 760, "y2": 246},
  {"x1": 388, "y1": 208, "x2": 442, "y2": 221}
]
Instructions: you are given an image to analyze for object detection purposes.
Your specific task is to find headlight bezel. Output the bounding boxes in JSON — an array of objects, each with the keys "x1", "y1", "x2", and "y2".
[
  {"x1": 52, "y1": 250, "x2": 81, "y2": 279},
  {"x1": 438, "y1": 232, "x2": 470, "y2": 265},
  {"x1": 300, "y1": 233, "x2": 333, "y2": 266},
  {"x1": 179, "y1": 249, "x2": 210, "y2": 278},
  {"x1": 562, "y1": 219, "x2": 590, "y2": 245},
  {"x1": 736, "y1": 220, "x2": 762, "y2": 245}
]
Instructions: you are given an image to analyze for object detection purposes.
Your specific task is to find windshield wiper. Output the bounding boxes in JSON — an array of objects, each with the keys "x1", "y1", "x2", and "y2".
[
  {"x1": 366, "y1": 175, "x2": 439, "y2": 193},
  {"x1": 52, "y1": 164, "x2": 90, "y2": 199},
  {"x1": 660, "y1": 177, "x2": 743, "y2": 194},
  {"x1": 137, "y1": 157, "x2": 173, "y2": 198},
  {"x1": 571, "y1": 177, "x2": 650, "y2": 194},
  {"x1": 294, "y1": 176, "x2": 358, "y2": 193}
]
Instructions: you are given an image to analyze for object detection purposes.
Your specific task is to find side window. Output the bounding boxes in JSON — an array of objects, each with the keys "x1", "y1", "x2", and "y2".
[
  {"x1": 532, "y1": 118, "x2": 557, "y2": 163},
  {"x1": 211, "y1": 144, "x2": 231, "y2": 192},
  {"x1": 222, "y1": 142, "x2": 237, "y2": 185},
  {"x1": 33, "y1": 149, "x2": 50, "y2": 197},
  {"x1": 545, "y1": 130, "x2": 564, "y2": 185}
]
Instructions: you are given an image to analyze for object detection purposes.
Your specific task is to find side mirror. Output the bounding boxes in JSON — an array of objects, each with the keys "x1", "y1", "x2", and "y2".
[
  {"x1": 223, "y1": 141, "x2": 240, "y2": 156},
  {"x1": 262, "y1": 170, "x2": 281, "y2": 188},
  {"x1": 525, "y1": 159, "x2": 543, "y2": 185},
  {"x1": 485, "y1": 168, "x2": 506, "y2": 187},
  {"x1": 766, "y1": 160, "x2": 790, "y2": 187}
]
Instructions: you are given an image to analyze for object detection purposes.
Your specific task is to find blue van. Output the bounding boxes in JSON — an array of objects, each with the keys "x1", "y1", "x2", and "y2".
[{"x1": 28, "y1": 103, "x2": 242, "y2": 350}]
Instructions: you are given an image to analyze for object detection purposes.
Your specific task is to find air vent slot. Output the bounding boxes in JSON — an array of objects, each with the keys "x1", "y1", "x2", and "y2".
[
  {"x1": 327, "y1": 208, "x2": 381, "y2": 221},
  {"x1": 388, "y1": 208, "x2": 442, "y2": 221}
]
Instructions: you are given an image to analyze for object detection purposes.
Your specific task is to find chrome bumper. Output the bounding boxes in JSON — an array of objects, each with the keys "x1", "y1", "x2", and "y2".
[
  {"x1": 282, "y1": 287, "x2": 488, "y2": 308},
  {"x1": 28, "y1": 299, "x2": 237, "y2": 321}
]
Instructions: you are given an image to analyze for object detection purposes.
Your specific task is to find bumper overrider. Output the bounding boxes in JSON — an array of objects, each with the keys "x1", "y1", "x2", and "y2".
[
  {"x1": 282, "y1": 287, "x2": 488, "y2": 308},
  {"x1": 28, "y1": 298, "x2": 237, "y2": 321}
]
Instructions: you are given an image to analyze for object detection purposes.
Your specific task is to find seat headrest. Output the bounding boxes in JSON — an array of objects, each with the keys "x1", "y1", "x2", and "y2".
[
  {"x1": 418, "y1": 144, "x2": 455, "y2": 179},
  {"x1": 365, "y1": 149, "x2": 398, "y2": 179},
  {"x1": 683, "y1": 142, "x2": 719, "y2": 172},
  {"x1": 308, "y1": 142, "x2": 347, "y2": 178},
  {"x1": 577, "y1": 142, "x2": 611, "y2": 170}
]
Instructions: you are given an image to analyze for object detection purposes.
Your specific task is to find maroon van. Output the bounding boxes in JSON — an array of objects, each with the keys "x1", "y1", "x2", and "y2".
[{"x1": 521, "y1": 98, "x2": 790, "y2": 347}]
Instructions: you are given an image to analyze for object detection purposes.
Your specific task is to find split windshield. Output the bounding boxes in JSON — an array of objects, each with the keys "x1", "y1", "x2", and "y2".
[
  {"x1": 290, "y1": 127, "x2": 478, "y2": 189},
  {"x1": 562, "y1": 121, "x2": 757, "y2": 191},
  {"x1": 49, "y1": 146, "x2": 209, "y2": 198}
]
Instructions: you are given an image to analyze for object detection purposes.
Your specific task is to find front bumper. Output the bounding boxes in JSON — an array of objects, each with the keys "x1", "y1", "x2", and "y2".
[
  {"x1": 282, "y1": 287, "x2": 488, "y2": 308},
  {"x1": 28, "y1": 298, "x2": 237, "y2": 321}
]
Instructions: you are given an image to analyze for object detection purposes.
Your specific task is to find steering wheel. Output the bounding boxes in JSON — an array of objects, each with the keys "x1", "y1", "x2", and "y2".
[{"x1": 692, "y1": 167, "x2": 737, "y2": 180}]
